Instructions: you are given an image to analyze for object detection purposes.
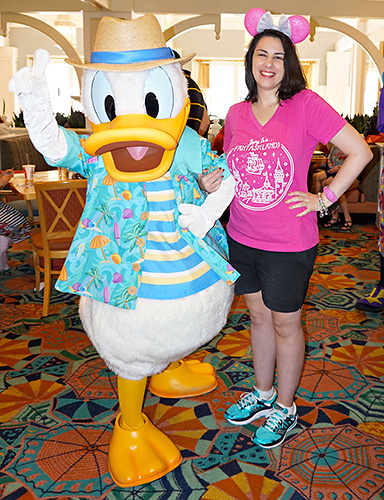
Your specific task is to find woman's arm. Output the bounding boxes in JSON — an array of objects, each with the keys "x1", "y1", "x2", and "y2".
[
  {"x1": 324, "y1": 123, "x2": 373, "y2": 198},
  {"x1": 286, "y1": 123, "x2": 373, "y2": 217},
  {"x1": 0, "y1": 170, "x2": 14, "y2": 188}
]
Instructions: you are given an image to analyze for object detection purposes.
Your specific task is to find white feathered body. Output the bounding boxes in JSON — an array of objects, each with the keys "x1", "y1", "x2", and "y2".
[{"x1": 80, "y1": 280, "x2": 233, "y2": 380}]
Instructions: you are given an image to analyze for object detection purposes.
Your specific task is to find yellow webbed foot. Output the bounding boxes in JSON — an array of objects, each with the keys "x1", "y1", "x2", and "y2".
[
  {"x1": 109, "y1": 413, "x2": 182, "y2": 487},
  {"x1": 149, "y1": 359, "x2": 217, "y2": 398}
]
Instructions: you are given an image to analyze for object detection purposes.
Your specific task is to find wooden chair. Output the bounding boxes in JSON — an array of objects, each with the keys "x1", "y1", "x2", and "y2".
[
  {"x1": 31, "y1": 179, "x2": 87, "y2": 317},
  {"x1": 0, "y1": 188, "x2": 13, "y2": 200}
]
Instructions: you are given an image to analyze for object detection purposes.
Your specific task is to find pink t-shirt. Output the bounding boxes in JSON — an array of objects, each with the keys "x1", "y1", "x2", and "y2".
[{"x1": 224, "y1": 89, "x2": 346, "y2": 252}]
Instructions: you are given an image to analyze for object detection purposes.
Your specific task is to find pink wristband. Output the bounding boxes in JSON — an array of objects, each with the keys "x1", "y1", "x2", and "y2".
[{"x1": 323, "y1": 185, "x2": 338, "y2": 203}]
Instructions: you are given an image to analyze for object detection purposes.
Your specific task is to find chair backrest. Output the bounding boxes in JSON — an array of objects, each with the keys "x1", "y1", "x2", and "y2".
[
  {"x1": 0, "y1": 189, "x2": 13, "y2": 200},
  {"x1": 34, "y1": 179, "x2": 87, "y2": 244},
  {"x1": 1, "y1": 135, "x2": 51, "y2": 171}
]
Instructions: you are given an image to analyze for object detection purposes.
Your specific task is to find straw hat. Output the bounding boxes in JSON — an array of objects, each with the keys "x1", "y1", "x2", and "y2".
[{"x1": 66, "y1": 14, "x2": 195, "y2": 72}]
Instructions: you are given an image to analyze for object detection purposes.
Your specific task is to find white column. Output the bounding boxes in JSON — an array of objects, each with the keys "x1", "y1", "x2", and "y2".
[
  {"x1": 325, "y1": 51, "x2": 351, "y2": 116},
  {"x1": 0, "y1": 47, "x2": 18, "y2": 122}
]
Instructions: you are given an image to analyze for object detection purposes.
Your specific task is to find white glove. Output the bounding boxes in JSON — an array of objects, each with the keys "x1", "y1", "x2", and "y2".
[
  {"x1": 178, "y1": 175, "x2": 236, "y2": 239},
  {"x1": 8, "y1": 49, "x2": 67, "y2": 163}
]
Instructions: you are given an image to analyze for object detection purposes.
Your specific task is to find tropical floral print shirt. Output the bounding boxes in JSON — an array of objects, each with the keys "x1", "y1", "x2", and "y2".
[{"x1": 53, "y1": 127, "x2": 239, "y2": 309}]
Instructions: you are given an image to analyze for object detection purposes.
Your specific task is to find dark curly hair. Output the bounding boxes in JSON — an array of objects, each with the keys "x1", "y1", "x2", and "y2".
[{"x1": 245, "y1": 29, "x2": 307, "y2": 103}]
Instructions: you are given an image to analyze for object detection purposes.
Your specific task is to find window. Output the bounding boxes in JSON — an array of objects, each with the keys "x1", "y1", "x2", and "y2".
[
  {"x1": 26, "y1": 56, "x2": 82, "y2": 116},
  {"x1": 364, "y1": 61, "x2": 380, "y2": 116},
  {"x1": 195, "y1": 58, "x2": 319, "y2": 121},
  {"x1": 195, "y1": 59, "x2": 247, "y2": 121}
]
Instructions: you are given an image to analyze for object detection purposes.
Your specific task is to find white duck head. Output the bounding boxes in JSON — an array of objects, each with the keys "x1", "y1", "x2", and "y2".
[{"x1": 66, "y1": 15, "x2": 195, "y2": 182}]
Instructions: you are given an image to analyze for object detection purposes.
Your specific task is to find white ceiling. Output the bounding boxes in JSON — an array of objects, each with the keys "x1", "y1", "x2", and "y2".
[{"x1": 2, "y1": 0, "x2": 384, "y2": 18}]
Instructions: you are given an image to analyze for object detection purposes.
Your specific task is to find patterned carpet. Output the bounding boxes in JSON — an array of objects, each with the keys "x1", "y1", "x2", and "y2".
[{"x1": 1, "y1": 222, "x2": 384, "y2": 500}]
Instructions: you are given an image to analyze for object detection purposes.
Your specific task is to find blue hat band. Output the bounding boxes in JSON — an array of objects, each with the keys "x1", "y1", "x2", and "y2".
[{"x1": 90, "y1": 46, "x2": 175, "y2": 64}]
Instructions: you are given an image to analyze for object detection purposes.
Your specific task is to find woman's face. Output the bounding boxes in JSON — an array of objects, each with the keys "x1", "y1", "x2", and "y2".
[{"x1": 252, "y1": 36, "x2": 285, "y2": 93}]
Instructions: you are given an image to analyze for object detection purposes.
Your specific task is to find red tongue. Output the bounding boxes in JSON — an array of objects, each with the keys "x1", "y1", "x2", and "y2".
[{"x1": 127, "y1": 146, "x2": 149, "y2": 161}]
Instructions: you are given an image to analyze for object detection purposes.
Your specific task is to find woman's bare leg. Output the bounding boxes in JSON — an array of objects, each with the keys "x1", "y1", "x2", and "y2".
[
  {"x1": 244, "y1": 291, "x2": 276, "y2": 392},
  {"x1": 245, "y1": 290, "x2": 305, "y2": 407},
  {"x1": 339, "y1": 193, "x2": 352, "y2": 222},
  {"x1": 272, "y1": 309, "x2": 305, "y2": 407},
  {"x1": 312, "y1": 170, "x2": 326, "y2": 194}
]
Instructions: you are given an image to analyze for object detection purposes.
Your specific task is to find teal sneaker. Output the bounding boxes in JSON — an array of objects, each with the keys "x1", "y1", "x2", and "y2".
[
  {"x1": 224, "y1": 387, "x2": 277, "y2": 425},
  {"x1": 253, "y1": 401, "x2": 297, "y2": 448}
]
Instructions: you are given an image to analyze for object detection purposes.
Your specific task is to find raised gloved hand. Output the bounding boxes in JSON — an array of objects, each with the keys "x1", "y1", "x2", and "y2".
[
  {"x1": 178, "y1": 175, "x2": 236, "y2": 239},
  {"x1": 8, "y1": 49, "x2": 67, "y2": 163}
]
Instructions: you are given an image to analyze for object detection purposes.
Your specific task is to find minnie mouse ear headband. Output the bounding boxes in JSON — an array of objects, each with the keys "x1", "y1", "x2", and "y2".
[
  {"x1": 66, "y1": 14, "x2": 195, "y2": 72},
  {"x1": 244, "y1": 8, "x2": 310, "y2": 44}
]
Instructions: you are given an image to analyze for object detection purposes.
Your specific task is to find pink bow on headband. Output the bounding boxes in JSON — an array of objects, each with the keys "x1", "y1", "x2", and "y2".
[{"x1": 244, "y1": 8, "x2": 310, "y2": 44}]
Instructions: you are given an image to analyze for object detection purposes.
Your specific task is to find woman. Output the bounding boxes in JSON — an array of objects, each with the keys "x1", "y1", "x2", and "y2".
[
  {"x1": 201, "y1": 9, "x2": 372, "y2": 448},
  {"x1": 0, "y1": 169, "x2": 31, "y2": 270},
  {"x1": 313, "y1": 145, "x2": 354, "y2": 230}
]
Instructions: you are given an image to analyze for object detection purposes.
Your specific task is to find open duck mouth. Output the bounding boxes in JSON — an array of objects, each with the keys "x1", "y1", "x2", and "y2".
[{"x1": 96, "y1": 141, "x2": 165, "y2": 173}]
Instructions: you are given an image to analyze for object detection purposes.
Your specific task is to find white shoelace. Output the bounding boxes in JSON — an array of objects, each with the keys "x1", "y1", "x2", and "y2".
[
  {"x1": 264, "y1": 409, "x2": 287, "y2": 431},
  {"x1": 237, "y1": 392, "x2": 258, "y2": 409}
]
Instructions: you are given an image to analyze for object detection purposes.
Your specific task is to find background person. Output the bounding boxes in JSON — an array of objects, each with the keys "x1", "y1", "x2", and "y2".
[
  {"x1": 212, "y1": 125, "x2": 225, "y2": 156},
  {"x1": 355, "y1": 91, "x2": 384, "y2": 312},
  {"x1": 355, "y1": 252, "x2": 384, "y2": 312},
  {"x1": 0, "y1": 169, "x2": 31, "y2": 271},
  {"x1": 316, "y1": 145, "x2": 354, "y2": 230},
  {"x1": 173, "y1": 50, "x2": 210, "y2": 137}
]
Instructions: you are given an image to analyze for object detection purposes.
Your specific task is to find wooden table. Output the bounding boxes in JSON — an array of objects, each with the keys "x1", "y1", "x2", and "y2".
[{"x1": 8, "y1": 170, "x2": 60, "y2": 222}]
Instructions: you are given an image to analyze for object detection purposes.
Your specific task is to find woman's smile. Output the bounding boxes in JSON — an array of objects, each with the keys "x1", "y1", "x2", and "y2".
[{"x1": 260, "y1": 70, "x2": 276, "y2": 78}]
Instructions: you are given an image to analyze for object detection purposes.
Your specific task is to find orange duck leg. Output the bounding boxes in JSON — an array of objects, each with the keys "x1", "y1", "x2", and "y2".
[{"x1": 108, "y1": 376, "x2": 181, "y2": 487}]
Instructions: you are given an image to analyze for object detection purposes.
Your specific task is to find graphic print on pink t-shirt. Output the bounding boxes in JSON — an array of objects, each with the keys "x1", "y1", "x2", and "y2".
[{"x1": 229, "y1": 136, "x2": 294, "y2": 211}]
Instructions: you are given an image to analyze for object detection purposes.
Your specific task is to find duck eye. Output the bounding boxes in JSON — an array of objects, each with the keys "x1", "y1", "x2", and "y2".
[
  {"x1": 143, "y1": 67, "x2": 174, "y2": 119},
  {"x1": 145, "y1": 92, "x2": 159, "y2": 118},
  {"x1": 104, "y1": 95, "x2": 116, "y2": 121},
  {"x1": 91, "y1": 71, "x2": 116, "y2": 123}
]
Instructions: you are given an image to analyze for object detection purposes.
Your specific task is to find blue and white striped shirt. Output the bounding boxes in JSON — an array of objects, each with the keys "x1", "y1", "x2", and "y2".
[{"x1": 138, "y1": 173, "x2": 219, "y2": 299}]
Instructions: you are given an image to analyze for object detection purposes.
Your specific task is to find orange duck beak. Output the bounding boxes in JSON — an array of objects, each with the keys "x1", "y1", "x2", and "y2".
[{"x1": 84, "y1": 97, "x2": 190, "y2": 182}]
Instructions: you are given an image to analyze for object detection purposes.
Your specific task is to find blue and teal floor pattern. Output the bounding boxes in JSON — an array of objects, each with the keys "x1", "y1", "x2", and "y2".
[{"x1": 0, "y1": 223, "x2": 383, "y2": 499}]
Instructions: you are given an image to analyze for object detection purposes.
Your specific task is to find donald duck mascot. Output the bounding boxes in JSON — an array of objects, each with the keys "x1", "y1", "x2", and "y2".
[{"x1": 9, "y1": 14, "x2": 238, "y2": 487}]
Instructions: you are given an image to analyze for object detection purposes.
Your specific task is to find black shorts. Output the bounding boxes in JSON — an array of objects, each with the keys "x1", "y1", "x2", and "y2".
[{"x1": 228, "y1": 235, "x2": 318, "y2": 313}]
